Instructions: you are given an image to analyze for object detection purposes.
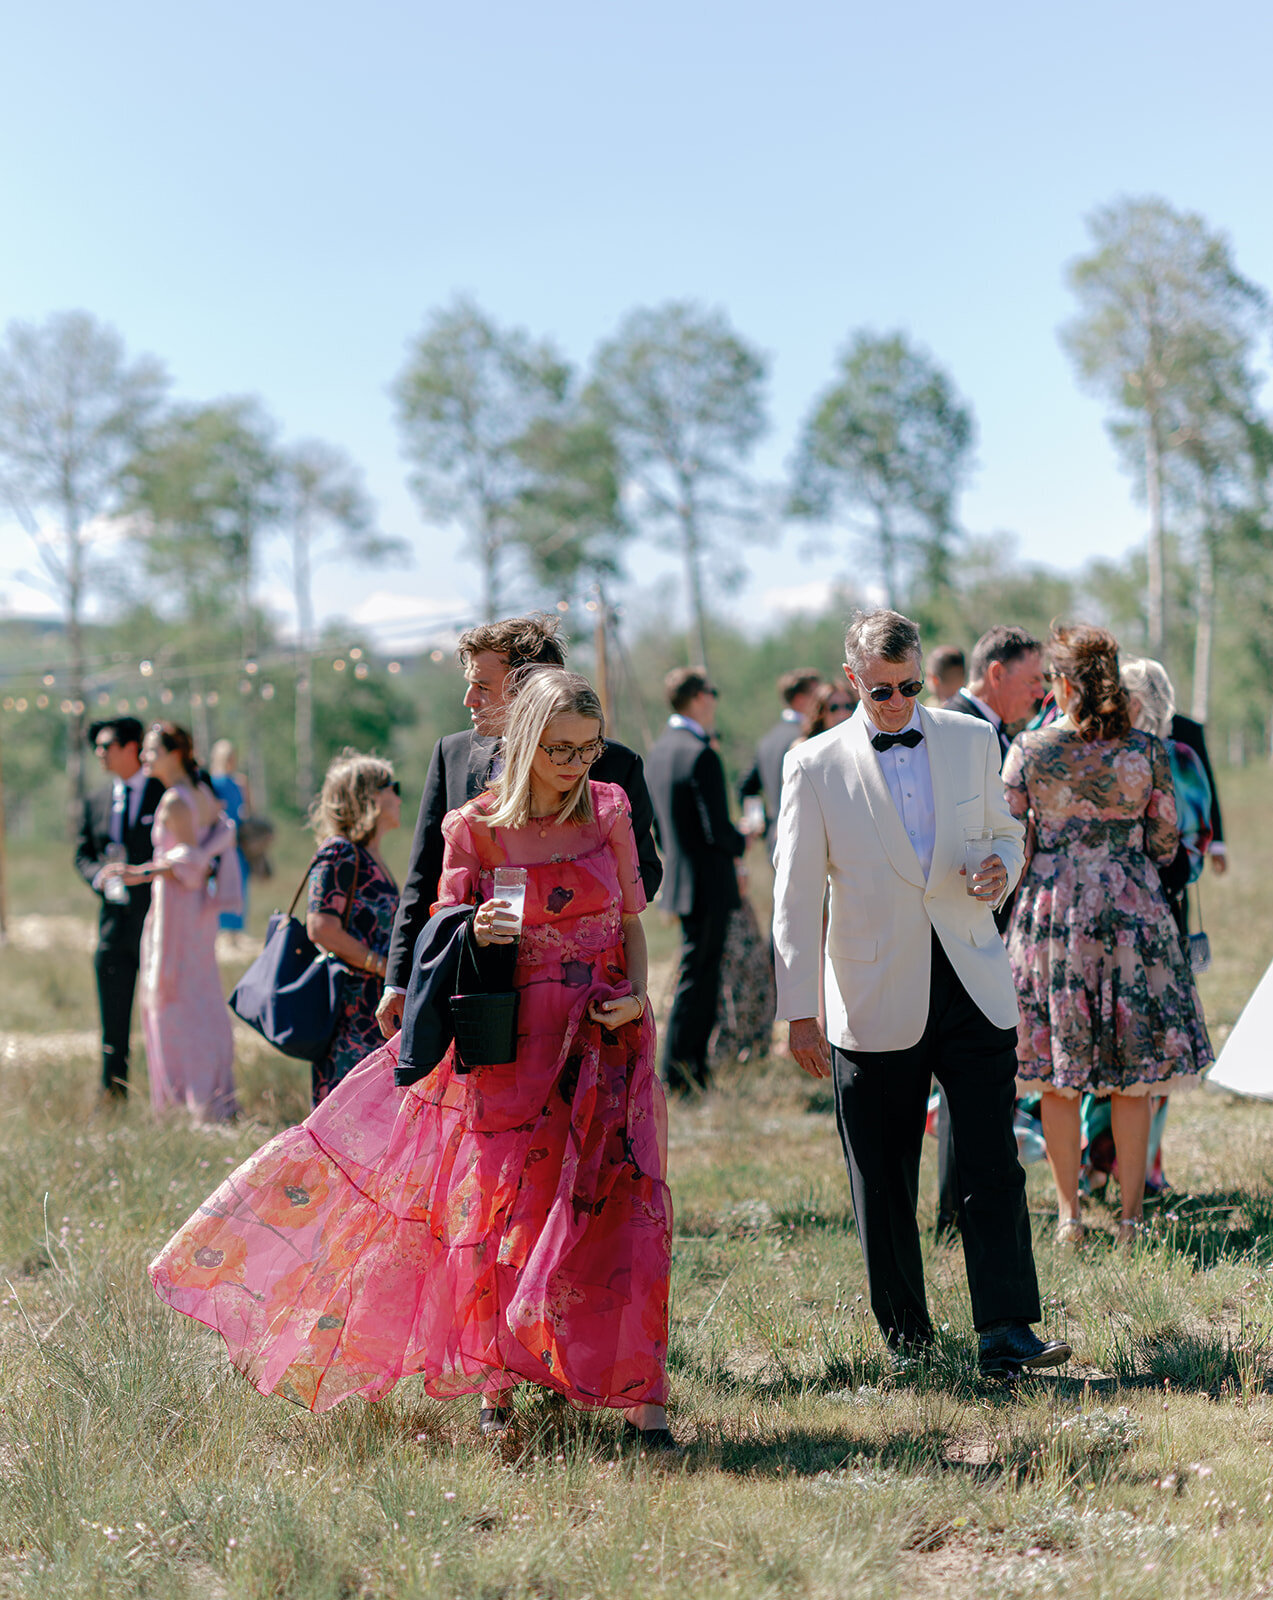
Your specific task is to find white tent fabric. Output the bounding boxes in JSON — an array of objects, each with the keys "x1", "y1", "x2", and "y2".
[{"x1": 1207, "y1": 959, "x2": 1273, "y2": 1100}]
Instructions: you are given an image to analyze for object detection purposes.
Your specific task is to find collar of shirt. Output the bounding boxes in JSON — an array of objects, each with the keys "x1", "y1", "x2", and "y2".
[
  {"x1": 867, "y1": 704, "x2": 936, "y2": 876},
  {"x1": 667, "y1": 713, "x2": 707, "y2": 739},
  {"x1": 780, "y1": 707, "x2": 802, "y2": 723},
  {"x1": 959, "y1": 687, "x2": 1002, "y2": 729}
]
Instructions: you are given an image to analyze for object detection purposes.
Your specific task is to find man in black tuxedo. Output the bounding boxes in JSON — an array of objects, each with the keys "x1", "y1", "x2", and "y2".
[
  {"x1": 376, "y1": 614, "x2": 662, "y2": 1038},
  {"x1": 936, "y1": 624, "x2": 1044, "y2": 1234},
  {"x1": 646, "y1": 667, "x2": 752, "y2": 1094},
  {"x1": 74, "y1": 717, "x2": 165, "y2": 1098},
  {"x1": 739, "y1": 669, "x2": 822, "y2": 854}
]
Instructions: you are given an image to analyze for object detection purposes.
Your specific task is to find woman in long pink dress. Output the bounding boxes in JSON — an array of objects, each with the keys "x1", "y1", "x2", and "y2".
[
  {"x1": 110, "y1": 722, "x2": 240, "y2": 1121},
  {"x1": 149, "y1": 671, "x2": 674, "y2": 1446}
]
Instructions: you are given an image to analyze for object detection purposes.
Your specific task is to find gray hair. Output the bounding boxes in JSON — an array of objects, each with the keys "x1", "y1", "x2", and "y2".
[
  {"x1": 844, "y1": 609, "x2": 922, "y2": 677},
  {"x1": 1120, "y1": 657, "x2": 1175, "y2": 742}
]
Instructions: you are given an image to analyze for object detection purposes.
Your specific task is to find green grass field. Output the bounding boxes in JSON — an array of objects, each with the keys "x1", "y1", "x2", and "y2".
[{"x1": 1, "y1": 769, "x2": 1271, "y2": 1599}]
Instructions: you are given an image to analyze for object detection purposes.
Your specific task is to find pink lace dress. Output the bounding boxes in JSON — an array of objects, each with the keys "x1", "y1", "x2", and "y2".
[
  {"x1": 149, "y1": 781, "x2": 671, "y2": 1415},
  {"x1": 140, "y1": 784, "x2": 240, "y2": 1121}
]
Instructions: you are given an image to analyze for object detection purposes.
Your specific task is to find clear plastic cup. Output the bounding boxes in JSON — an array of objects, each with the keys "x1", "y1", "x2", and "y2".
[
  {"x1": 103, "y1": 842, "x2": 130, "y2": 904},
  {"x1": 492, "y1": 867, "x2": 528, "y2": 937},
  {"x1": 963, "y1": 829, "x2": 995, "y2": 898},
  {"x1": 742, "y1": 796, "x2": 766, "y2": 833}
]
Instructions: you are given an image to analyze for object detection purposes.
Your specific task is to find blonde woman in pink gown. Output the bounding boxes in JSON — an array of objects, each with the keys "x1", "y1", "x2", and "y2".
[
  {"x1": 150, "y1": 672, "x2": 675, "y2": 1449},
  {"x1": 109, "y1": 722, "x2": 240, "y2": 1121}
]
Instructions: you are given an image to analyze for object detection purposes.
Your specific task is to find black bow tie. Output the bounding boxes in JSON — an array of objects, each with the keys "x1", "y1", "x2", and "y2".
[{"x1": 871, "y1": 729, "x2": 924, "y2": 752}]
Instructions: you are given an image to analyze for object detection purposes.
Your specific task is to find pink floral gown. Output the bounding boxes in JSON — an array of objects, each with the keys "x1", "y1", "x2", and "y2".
[
  {"x1": 149, "y1": 780, "x2": 671, "y2": 1415},
  {"x1": 140, "y1": 784, "x2": 240, "y2": 1121},
  {"x1": 1003, "y1": 725, "x2": 1212, "y2": 1098}
]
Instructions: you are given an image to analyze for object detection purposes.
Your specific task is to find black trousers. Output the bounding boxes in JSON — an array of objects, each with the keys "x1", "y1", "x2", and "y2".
[
  {"x1": 831, "y1": 932, "x2": 1040, "y2": 1346},
  {"x1": 95, "y1": 943, "x2": 141, "y2": 1094},
  {"x1": 663, "y1": 899, "x2": 732, "y2": 1090}
]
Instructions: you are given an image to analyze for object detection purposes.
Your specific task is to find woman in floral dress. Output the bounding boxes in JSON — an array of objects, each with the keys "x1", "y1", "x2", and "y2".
[
  {"x1": 150, "y1": 670, "x2": 673, "y2": 1447},
  {"x1": 1003, "y1": 625, "x2": 1212, "y2": 1245},
  {"x1": 305, "y1": 751, "x2": 401, "y2": 1104}
]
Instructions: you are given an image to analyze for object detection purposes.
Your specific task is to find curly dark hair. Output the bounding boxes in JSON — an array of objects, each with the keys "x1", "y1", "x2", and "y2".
[{"x1": 1047, "y1": 624, "x2": 1130, "y2": 743}]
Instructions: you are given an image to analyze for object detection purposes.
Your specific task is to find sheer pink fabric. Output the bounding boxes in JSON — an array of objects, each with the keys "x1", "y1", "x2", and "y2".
[
  {"x1": 140, "y1": 784, "x2": 239, "y2": 1120},
  {"x1": 150, "y1": 782, "x2": 671, "y2": 1414}
]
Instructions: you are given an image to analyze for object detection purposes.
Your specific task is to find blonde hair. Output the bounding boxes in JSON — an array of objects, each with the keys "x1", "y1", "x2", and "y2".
[
  {"x1": 1121, "y1": 657, "x2": 1176, "y2": 742},
  {"x1": 309, "y1": 749, "x2": 395, "y2": 846},
  {"x1": 484, "y1": 668, "x2": 604, "y2": 830},
  {"x1": 209, "y1": 738, "x2": 237, "y2": 777}
]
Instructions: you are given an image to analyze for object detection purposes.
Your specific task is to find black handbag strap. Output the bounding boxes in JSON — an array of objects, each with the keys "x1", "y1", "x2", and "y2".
[{"x1": 286, "y1": 842, "x2": 361, "y2": 929}]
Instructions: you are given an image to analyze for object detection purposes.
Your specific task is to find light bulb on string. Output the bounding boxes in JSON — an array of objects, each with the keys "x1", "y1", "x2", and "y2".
[
  {"x1": 139, "y1": 660, "x2": 154, "y2": 677},
  {"x1": 333, "y1": 659, "x2": 346, "y2": 672},
  {"x1": 388, "y1": 661, "x2": 402, "y2": 674},
  {"x1": 42, "y1": 673, "x2": 55, "y2": 687},
  {"x1": 36, "y1": 694, "x2": 48, "y2": 709},
  {"x1": 349, "y1": 647, "x2": 363, "y2": 661},
  {"x1": 260, "y1": 683, "x2": 275, "y2": 700}
]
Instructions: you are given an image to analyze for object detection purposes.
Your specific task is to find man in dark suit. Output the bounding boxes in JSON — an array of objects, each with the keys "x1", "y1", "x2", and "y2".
[
  {"x1": 646, "y1": 667, "x2": 752, "y2": 1095},
  {"x1": 739, "y1": 669, "x2": 822, "y2": 853},
  {"x1": 936, "y1": 624, "x2": 1044, "y2": 1235},
  {"x1": 1171, "y1": 713, "x2": 1227, "y2": 877},
  {"x1": 376, "y1": 614, "x2": 662, "y2": 1038},
  {"x1": 74, "y1": 717, "x2": 165, "y2": 1098}
]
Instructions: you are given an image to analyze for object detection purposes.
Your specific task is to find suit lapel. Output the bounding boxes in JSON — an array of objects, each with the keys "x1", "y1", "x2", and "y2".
[
  {"x1": 921, "y1": 705, "x2": 957, "y2": 889},
  {"x1": 848, "y1": 712, "x2": 926, "y2": 889}
]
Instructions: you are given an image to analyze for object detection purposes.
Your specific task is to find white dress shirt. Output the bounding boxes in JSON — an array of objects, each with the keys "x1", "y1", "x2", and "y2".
[
  {"x1": 958, "y1": 687, "x2": 1001, "y2": 730},
  {"x1": 871, "y1": 705, "x2": 936, "y2": 878}
]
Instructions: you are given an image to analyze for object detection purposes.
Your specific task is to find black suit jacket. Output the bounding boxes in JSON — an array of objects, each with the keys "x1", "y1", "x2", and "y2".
[
  {"x1": 739, "y1": 715, "x2": 803, "y2": 847},
  {"x1": 942, "y1": 692, "x2": 1015, "y2": 933},
  {"x1": 645, "y1": 723, "x2": 745, "y2": 918},
  {"x1": 75, "y1": 777, "x2": 166, "y2": 953},
  {"x1": 385, "y1": 729, "x2": 662, "y2": 991},
  {"x1": 1171, "y1": 714, "x2": 1224, "y2": 847}
]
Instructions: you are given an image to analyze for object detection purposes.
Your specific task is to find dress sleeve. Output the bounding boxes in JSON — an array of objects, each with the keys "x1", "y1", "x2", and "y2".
[
  {"x1": 1145, "y1": 734, "x2": 1181, "y2": 865},
  {"x1": 1001, "y1": 739, "x2": 1029, "y2": 822},
  {"x1": 603, "y1": 785, "x2": 646, "y2": 914},
  {"x1": 433, "y1": 807, "x2": 482, "y2": 911},
  {"x1": 308, "y1": 838, "x2": 357, "y2": 920}
]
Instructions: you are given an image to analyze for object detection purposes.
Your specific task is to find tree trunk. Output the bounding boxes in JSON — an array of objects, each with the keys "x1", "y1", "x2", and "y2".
[
  {"x1": 62, "y1": 489, "x2": 87, "y2": 826},
  {"x1": 878, "y1": 507, "x2": 899, "y2": 611},
  {"x1": 1191, "y1": 524, "x2": 1214, "y2": 723},
  {"x1": 680, "y1": 500, "x2": 710, "y2": 669},
  {"x1": 293, "y1": 525, "x2": 315, "y2": 810},
  {"x1": 1144, "y1": 416, "x2": 1166, "y2": 656}
]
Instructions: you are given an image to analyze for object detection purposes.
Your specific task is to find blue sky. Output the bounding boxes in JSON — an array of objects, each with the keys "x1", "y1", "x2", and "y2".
[{"x1": 2, "y1": 0, "x2": 1270, "y2": 647}]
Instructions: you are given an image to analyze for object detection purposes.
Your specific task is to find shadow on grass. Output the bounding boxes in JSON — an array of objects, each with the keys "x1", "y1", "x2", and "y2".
[{"x1": 1138, "y1": 1187, "x2": 1273, "y2": 1269}]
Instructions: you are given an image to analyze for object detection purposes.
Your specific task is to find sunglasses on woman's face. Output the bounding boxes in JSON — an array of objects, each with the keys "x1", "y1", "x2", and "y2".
[
  {"x1": 380, "y1": 780, "x2": 401, "y2": 796},
  {"x1": 826, "y1": 701, "x2": 854, "y2": 713},
  {"x1": 861, "y1": 679, "x2": 924, "y2": 703}
]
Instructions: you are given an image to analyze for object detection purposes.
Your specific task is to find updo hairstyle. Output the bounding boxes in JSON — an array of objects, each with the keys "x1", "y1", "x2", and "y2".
[
  {"x1": 149, "y1": 722, "x2": 202, "y2": 785},
  {"x1": 1047, "y1": 624, "x2": 1131, "y2": 743}
]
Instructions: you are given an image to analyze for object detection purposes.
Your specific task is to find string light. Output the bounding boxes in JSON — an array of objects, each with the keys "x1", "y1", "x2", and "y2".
[
  {"x1": 349, "y1": 647, "x2": 363, "y2": 661},
  {"x1": 42, "y1": 673, "x2": 55, "y2": 687},
  {"x1": 260, "y1": 683, "x2": 275, "y2": 701},
  {"x1": 429, "y1": 650, "x2": 444, "y2": 663},
  {"x1": 388, "y1": 661, "x2": 401, "y2": 674},
  {"x1": 556, "y1": 600, "x2": 570, "y2": 613},
  {"x1": 139, "y1": 660, "x2": 154, "y2": 677},
  {"x1": 244, "y1": 660, "x2": 259, "y2": 675},
  {"x1": 36, "y1": 694, "x2": 48, "y2": 709},
  {"x1": 206, "y1": 691, "x2": 219, "y2": 706},
  {"x1": 354, "y1": 662, "x2": 369, "y2": 679},
  {"x1": 333, "y1": 659, "x2": 346, "y2": 672}
]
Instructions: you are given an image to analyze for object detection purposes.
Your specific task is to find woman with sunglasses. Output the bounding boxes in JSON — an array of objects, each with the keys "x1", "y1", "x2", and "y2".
[
  {"x1": 151, "y1": 671, "x2": 673, "y2": 1449},
  {"x1": 793, "y1": 680, "x2": 859, "y2": 744},
  {"x1": 304, "y1": 750, "x2": 402, "y2": 1103}
]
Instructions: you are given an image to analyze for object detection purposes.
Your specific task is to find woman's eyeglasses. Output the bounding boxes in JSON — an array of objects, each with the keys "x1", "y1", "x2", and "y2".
[
  {"x1": 380, "y1": 780, "x2": 401, "y2": 796},
  {"x1": 861, "y1": 679, "x2": 924, "y2": 703},
  {"x1": 826, "y1": 701, "x2": 854, "y2": 713},
  {"x1": 539, "y1": 739, "x2": 606, "y2": 767}
]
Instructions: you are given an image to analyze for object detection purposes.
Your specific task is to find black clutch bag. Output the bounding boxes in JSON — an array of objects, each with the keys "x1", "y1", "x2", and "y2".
[{"x1": 450, "y1": 936, "x2": 519, "y2": 1072}]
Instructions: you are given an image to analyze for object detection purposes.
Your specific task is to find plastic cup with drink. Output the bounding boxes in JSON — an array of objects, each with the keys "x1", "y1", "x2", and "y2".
[
  {"x1": 103, "y1": 842, "x2": 131, "y2": 904},
  {"x1": 491, "y1": 867, "x2": 528, "y2": 938},
  {"x1": 963, "y1": 829, "x2": 997, "y2": 899}
]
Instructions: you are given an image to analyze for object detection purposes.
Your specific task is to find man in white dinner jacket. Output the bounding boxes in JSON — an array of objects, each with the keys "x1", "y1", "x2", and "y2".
[{"x1": 772, "y1": 609, "x2": 1069, "y2": 1378}]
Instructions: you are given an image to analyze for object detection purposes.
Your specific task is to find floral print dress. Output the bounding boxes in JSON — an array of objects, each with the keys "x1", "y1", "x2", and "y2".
[
  {"x1": 307, "y1": 837, "x2": 399, "y2": 1104},
  {"x1": 148, "y1": 781, "x2": 671, "y2": 1415},
  {"x1": 1003, "y1": 724, "x2": 1212, "y2": 1098}
]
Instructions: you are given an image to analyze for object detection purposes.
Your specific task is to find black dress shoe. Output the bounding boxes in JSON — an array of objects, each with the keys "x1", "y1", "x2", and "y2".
[
  {"x1": 621, "y1": 1421, "x2": 680, "y2": 1453},
  {"x1": 977, "y1": 1321, "x2": 1070, "y2": 1378}
]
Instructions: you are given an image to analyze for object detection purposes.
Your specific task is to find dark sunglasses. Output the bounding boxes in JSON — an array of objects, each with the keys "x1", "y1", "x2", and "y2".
[
  {"x1": 826, "y1": 701, "x2": 855, "y2": 712},
  {"x1": 861, "y1": 679, "x2": 924, "y2": 703},
  {"x1": 381, "y1": 780, "x2": 401, "y2": 796}
]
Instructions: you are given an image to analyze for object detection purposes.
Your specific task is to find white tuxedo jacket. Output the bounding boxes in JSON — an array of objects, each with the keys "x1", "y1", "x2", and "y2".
[{"x1": 772, "y1": 703, "x2": 1025, "y2": 1051}]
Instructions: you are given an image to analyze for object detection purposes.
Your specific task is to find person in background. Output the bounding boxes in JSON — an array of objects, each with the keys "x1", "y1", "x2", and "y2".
[
  {"x1": 74, "y1": 717, "x2": 165, "y2": 1100},
  {"x1": 306, "y1": 751, "x2": 402, "y2": 1105},
  {"x1": 1170, "y1": 709, "x2": 1227, "y2": 879},
  {"x1": 943, "y1": 626, "x2": 1045, "y2": 762},
  {"x1": 646, "y1": 667, "x2": 756, "y2": 1095},
  {"x1": 376, "y1": 614, "x2": 661, "y2": 1040},
  {"x1": 739, "y1": 669, "x2": 822, "y2": 852},
  {"x1": 209, "y1": 739, "x2": 251, "y2": 933},
  {"x1": 925, "y1": 645, "x2": 966, "y2": 706},
  {"x1": 1004, "y1": 626, "x2": 1213, "y2": 1246},
  {"x1": 104, "y1": 723, "x2": 240, "y2": 1121},
  {"x1": 791, "y1": 680, "x2": 858, "y2": 745}
]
